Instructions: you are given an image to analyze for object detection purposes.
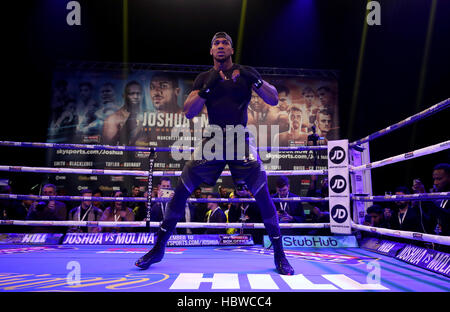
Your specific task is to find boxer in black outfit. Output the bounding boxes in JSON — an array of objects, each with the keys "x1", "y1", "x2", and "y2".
[{"x1": 135, "y1": 32, "x2": 294, "y2": 275}]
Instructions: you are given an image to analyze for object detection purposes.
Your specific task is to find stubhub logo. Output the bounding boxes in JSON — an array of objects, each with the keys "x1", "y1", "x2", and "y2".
[{"x1": 283, "y1": 236, "x2": 340, "y2": 247}]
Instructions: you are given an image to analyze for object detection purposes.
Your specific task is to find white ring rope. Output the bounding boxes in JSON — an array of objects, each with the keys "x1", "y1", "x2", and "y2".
[
  {"x1": 350, "y1": 98, "x2": 449, "y2": 147},
  {"x1": 351, "y1": 222, "x2": 450, "y2": 246},
  {"x1": 350, "y1": 140, "x2": 450, "y2": 172},
  {"x1": 0, "y1": 220, "x2": 330, "y2": 229},
  {"x1": 0, "y1": 140, "x2": 327, "y2": 152},
  {"x1": 0, "y1": 193, "x2": 329, "y2": 203},
  {"x1": 351, "y1": 192, "x2": 450, "y2": 202},
  {"x1": 0, "y1": 165, "x2": 327, "y2": 177}
]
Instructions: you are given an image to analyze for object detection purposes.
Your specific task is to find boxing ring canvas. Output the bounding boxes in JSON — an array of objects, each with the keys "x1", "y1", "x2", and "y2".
[{"x1": 0, "y1": 243, "x2": 448, "y2": 292}]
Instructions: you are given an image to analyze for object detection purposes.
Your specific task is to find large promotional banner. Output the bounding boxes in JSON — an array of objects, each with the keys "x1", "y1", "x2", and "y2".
[{"x1": 46, "y1": 65, "x2": 339, "y2": 197}]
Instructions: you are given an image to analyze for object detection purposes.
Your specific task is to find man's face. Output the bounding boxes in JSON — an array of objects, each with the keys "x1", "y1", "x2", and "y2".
[
  {"x1": 114, "y1": 192, "x2": 123, "y2": 210},
  {"x1": 236, "y1": 187, "x2": 248, "y2": 197},
  {"x1": 276, "y1": 185, "x2": 290, "y2": 197},
  {"x1": 124, "y1": 84, "x2": 142, "y2": 109},
  {"x1": 278, "y1": 91, "x2": 291, "y2": 111},
  {"x1": 210, "y1": 38, "x2": 234, "y2": 62},
  {"x1": 93, "y1": 192, "x2": 102, "y2": 207},
  {"x1": 219, "y1": 188, "x2": 227, "y2": 197},
  {"x1": 132, "y1": 187, "x2": 140, "y2": 197},
  {"x1": 303, "y1": 89, "x2": 315, "y2": 105},
  {"x1": 42, "y1": 187, "x2": 56, "y2": 196},
  {"x1": 368, "y1": 213, "x2": 383, "y2": 226},
  {"x1": 394, "y1": 191, "x2": 408, "y2": 208},
  {"x1": 100, "y1": 85, "x2": 115, "y2": 102},
  {"x1": 317, "y1": 88, "x2": 332, "y2": 106},
  {"x1": 79, "y1": 85, "x2": 92, "y2": 102},
  {"x1": 207, "y1": 195, "x2": 218, "y2": 210},
  {"x1": 194, "y1": 189, "x2": 202, "y2": 198},
  {"x1": 250, "y1": 91, "x2": 265, "y2": 112},
  {"x1": 81, "y1": 192, "x2": 92, "y2": 209},
  {"x1": 150, "y1": 77, "x2": 179, "y2": 111},
  {"x1": 317, "y1": 113, "x2": 332, "y2": 133},
  {"x1": 159, "y1": 180, "x2": 171, "y2": 190},
  {"x1": 433, "y1": 169, "x2": 450, "y2": 192},
  {"x1": 289, "y1": 109, "x2": 302, "y2": 130}
]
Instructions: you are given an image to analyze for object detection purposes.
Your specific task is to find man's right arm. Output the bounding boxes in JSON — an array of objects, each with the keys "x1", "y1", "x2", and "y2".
[
  {"x1": 183, "y1": 90, "x2": 206, "y2": 119},
  {"x1": 184, "y1": 70, "x2": 223, "y2": 119}
]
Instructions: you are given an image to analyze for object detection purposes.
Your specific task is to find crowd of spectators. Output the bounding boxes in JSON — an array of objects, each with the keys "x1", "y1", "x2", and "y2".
[
  {"x1": 0, "y1": 175, "x2": 331, "y2": 241},
  {"x1": 361, "y1": 163, "x2": 450, "y2": 251},
  {"x1": 0, "y1": 163, "x2": 448, "y2": 248}
]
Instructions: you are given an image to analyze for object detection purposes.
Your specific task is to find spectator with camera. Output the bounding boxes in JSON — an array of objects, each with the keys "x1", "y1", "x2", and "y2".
[
  {"x1": 100, "y1": 190, "x2": 135, "y2": 232},
  {"x1": 147, "y1": 178, "x2": 174, "y2": 227},
  {"x1": 68, "y1": 189, "x2": 103, "y2": 233},
  {"x1": 25, "y1": 184, "x2": 67, "y2": 233},
  {"x1": 26, "y1": 184, "x2": 67, "y2": 221}
]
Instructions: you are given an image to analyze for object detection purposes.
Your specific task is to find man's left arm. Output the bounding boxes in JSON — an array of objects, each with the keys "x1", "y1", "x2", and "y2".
[
  {"x1": 253, "y1": 80, "x2": 279, "y2": 106},
  {"x1": 240, "y1": 66, "x2": 278, "y2": 106}
]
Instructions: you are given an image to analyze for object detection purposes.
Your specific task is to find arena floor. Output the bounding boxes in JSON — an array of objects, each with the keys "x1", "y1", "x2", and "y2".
[{"x1": 0, "y1": 244, "x2": 448, "y2": 292}]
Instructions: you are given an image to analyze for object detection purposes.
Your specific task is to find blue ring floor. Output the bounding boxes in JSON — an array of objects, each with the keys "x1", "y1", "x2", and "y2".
[{"x1": 0, "y1": 244, "x2": 448, "y2": 292}]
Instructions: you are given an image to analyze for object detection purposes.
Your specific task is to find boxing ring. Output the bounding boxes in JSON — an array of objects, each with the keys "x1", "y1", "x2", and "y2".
[{"x1": 0, "y1": 98, "x2": 449, "y2": 293}]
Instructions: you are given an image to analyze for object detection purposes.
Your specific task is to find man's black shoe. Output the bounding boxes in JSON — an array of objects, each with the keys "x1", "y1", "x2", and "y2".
[{"x1": 135, "y1": 245, "x2": 165, "y2": 270}]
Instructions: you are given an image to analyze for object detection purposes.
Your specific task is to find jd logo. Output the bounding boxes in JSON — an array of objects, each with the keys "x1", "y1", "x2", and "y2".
[
  {"x1": 329, "y1": 146, "x2": 346, "y2": 165},
  {"x1": 331, "y1": 205, "x2": 348, "y2": 223},
  {"x1": 330, "y1": 175, "x2": 347, "y2": 193}
]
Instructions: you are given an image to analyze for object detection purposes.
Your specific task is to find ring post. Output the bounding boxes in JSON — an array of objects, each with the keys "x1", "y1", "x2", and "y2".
[
  {"x1": 349, "y1": 142, "x2": 372, "y2": 224},
  {"x1": 146, "y1": 148, "x2": 156, "y2": 231},
  {"x1": 327, "y1": 140, "x2": 352, "y2": 234}
]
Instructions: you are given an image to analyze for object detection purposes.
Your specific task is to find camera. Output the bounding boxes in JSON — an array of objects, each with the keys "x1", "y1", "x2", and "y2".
[
  {"x1": 160, "y1": 189, "x2": 174, "y2": 198},
  {"x1": 236, "y1": 183, "x2": 248, "y2": 192},
  {"x1": 36, "y1": 201, "x2": 48, "y2": 211}
]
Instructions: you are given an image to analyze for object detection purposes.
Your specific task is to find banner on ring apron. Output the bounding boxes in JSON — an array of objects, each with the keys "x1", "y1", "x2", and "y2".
[
  {"x1": 0, "y1": 233, "x2": 63, "y2": 245},
  {"x1": 327, "y1": 140, "x2": 351, "y2": 234},
  {"x1": 263, "y1": 235, "x2": 358, "y2": 248},
  {"x1": 61, "y1": 232, "x2": 254, "y2": 246}
]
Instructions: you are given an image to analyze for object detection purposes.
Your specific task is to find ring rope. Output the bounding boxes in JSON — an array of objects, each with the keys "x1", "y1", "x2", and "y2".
[
  {"x1": 0, "y1": 220, "x2": 330, "y2": 229},
  {"x1": 349, "y1": 140, "x2": 449, "y2": 172},
  {"x1": 0, "y1": 193, "x2": 329, "y2": 203},
  {"x1": 0, "y1": 165, "x2": 328, "y2": 177},
  {"x1": 351, "y1": 192, "x2": 450, "y2": 202},
  {"x1": 3, "y1": 193, "x2": 447, "y2": 204},
  {"x1": 0, "y1": 140, "x2": 327, "y2": 152},
  {"x1": 351, "y1": 222, "x2": 450, "y2": 246},
  {"x1": 350, "y1": 98, "x2": 449, "y2": 147}
]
